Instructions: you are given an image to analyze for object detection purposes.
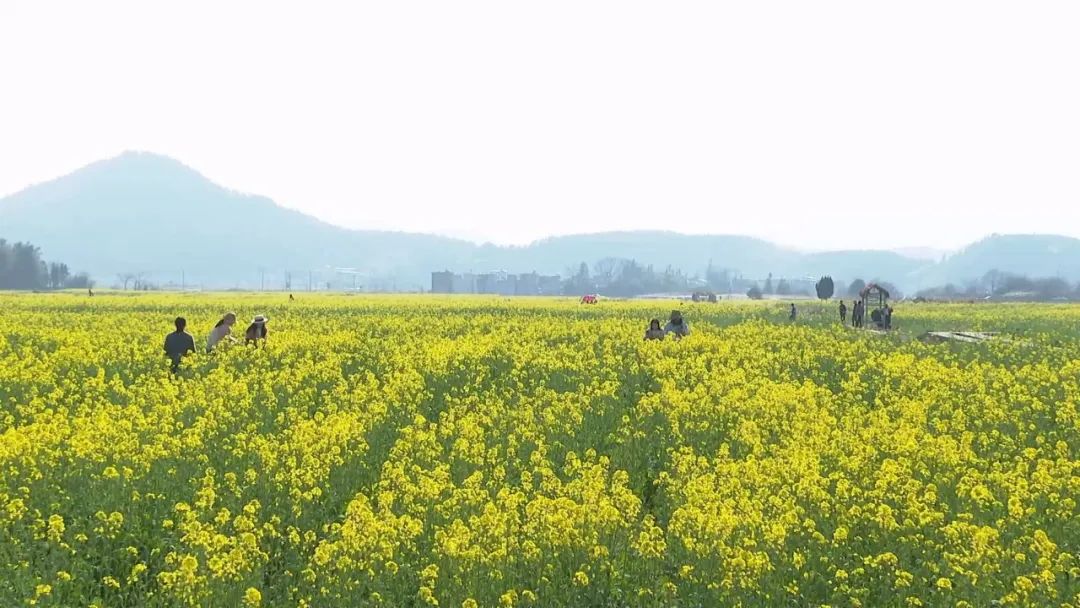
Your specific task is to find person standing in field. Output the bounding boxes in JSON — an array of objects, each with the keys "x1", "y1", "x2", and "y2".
[
  {"x1": 664, "y1": 310, "x2": 690, "y2": 338},
  {"x1": 245, "y1": 315, "x2": 270, "y2": 346},
  {"x1": 839, "y1": 300, "x2": 847, "y2": 324},
  {"x1": 207, "y1": 312, "x2": 237, "y2": 352},
  {"x1": 164, "y1": 317, "x2": 196, "y2": 372},
  {"x1": 644, "y1": 318, "x2": 665, "y2": 340},
  {"x1": 789, "y1": 303, "x2": 797, "y2": 321}
]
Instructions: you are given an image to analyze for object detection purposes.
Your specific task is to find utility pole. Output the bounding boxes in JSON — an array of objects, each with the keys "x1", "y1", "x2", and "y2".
[
  {"x1": 181, "y1": 270, "x2": 185, "y2": 291},
  {"x1": 308, "y1": 270, "x2": 313, "y2": 292},
  {"x1": 260, "y1": 268, "x2": 265, "y2": 291}
]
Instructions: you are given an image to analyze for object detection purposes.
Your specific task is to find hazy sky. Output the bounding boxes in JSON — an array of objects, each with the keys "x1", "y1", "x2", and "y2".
[{"x1": 1, "y1": 1, "x2": 1078, "y2": 250}]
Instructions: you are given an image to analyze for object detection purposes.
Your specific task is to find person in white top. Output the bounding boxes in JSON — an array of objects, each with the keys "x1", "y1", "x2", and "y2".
[{"x1": 206, "y1": 312, "x2": 237, "y2": 352}]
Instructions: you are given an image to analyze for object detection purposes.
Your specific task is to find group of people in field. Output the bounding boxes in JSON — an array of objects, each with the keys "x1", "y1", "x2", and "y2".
[
  {"x1": 163, "y1": 312, "x2": 270, "y2": 371},
  {"x1": 164, "y1": 295, "x2": 894, "y2": 372},
  {"x1": 838, "y1": 299, "x2": 893, "y2": 329},
  {"x1": 644, "y1": 310, "x2": 691, "y2": 340},
  {"x1": 641, "y1": 298, "x2": 894, "y2": 345}
]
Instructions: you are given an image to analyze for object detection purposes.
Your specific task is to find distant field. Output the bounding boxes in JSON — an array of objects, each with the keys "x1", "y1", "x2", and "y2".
[{"x1": 0, "y1": 293, "x2": 1077, "y2": 607}]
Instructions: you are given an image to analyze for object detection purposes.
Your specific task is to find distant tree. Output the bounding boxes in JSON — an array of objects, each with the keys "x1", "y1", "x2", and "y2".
[
  {"x1": 563, "y1": 262, "x2": 593, "y2": 295},
  {"x1": 764, "y1": 273, "x2": 774, "y2": 295},
  {"x1": 577, "y1": 258, "x2": 694, "y2": 297},
  {"x1": 1032, "y1": 276, "x2": 1071, "y2": 299},
  {"x1": 64, "y1": 273, "x2": 94, "y2": 289},
  {"x1": 48, "y1": 262, "x2": 70, "y2": 290},
  {"x1": 776, "y1": 278, "x2": 791, "y2": 295},
  {"x1": 0, "y1": 240, "x2": 10, "y2": 289},
  {"x1": 870, "y1": 280, "x2": 902, "y2": 300},
  {"x1": 746, "y1": 285, "x2": 764, "y2": 300},
  {"x1": 848, "y1": 278, "x2": 866, "y2": 297},
  {"x1": 593, "y1": 258, "x2": 621, "y2": 288},
  {"x1": 706, "y1": 261, "x2": 732, "y2": 292},
  {"x1": 986, "y1": 272, "x2": 1073, "y2": 299},
  {"x1": 982, "y1": 269, "x2": 1006, "y2": 295},
  {"x1": 9, "y1": 242, "x2": 47, "y2": 289},
  {"x1": 833, "y1": 279, "x2": 848, "y2": 299},
  {"x1": 117, "y1": 273, "x2": 139, "y2": 290},
  {"x1": 917, "y1": 272, "x2": 1080, "y2": 301},
  {"x1": 0, "y1": 240, "x2": 89, "y2": 290},
  {"x1": 815, "y1": 276, "x2": 835, "y2": 300}
]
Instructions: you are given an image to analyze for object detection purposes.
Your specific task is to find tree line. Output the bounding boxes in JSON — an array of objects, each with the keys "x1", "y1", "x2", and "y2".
[
  {"x1": 563, "y1": 258, "x2": 697, "y2": 297},
  {"x1": 0, "y1": 240, "x2": 93, "y2": 290},
  {"x1": 917, "y1": 269, "x2": 1080, "y2": 301},
  {"x1": 560, "y1": 257, "x2": 907, "y2": 300},
  {"x1": 744, "y1": 275, "x2": 901, "y2": 300}
]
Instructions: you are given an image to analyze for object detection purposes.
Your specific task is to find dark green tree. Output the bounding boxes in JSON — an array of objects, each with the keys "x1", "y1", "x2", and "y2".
[
  {"x1": 848, "y1": 278, "x2": 866, "y2": 297},
  {"x1": 9, "y1": 242, "x2": 47, "y2": 289},
  {"x1": 815, "y1": 276, "x2": 835, "y2": 300},
  {"x1": 563, "y1": 262, "x2": 593, "y2": 295},
  {"x1": 0, "y1": 239, "x2": 90, "y2": 290},
  {"x1": 48, "y1": 262, "x2": 70, "y2": 289}
]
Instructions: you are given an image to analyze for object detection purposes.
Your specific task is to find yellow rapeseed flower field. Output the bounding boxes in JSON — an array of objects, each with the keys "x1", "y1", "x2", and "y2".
[{"x1": 0, "y1": 292, "x2": 1077, "y2": 607}]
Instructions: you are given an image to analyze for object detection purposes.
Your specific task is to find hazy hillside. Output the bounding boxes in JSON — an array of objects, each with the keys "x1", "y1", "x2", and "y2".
[
  {"x1": 795, "y1": 250, "x2": 925, "y2": 286},
  {"x1": 0, "y1": 152, "x2": 478, "y2": 289},
  {"x1": 502, "y1": 232, "x2": 791, "y2": 277},
  {"x1": 2, "y1": 152, "x2": 1078, "y2": 291},
  {"x1": 916, "y1": 234, "x2": 1080, "y2": 289}
]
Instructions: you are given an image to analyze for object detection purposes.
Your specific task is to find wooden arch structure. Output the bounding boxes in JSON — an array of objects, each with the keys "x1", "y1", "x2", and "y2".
[{"x1": 859, "y1": 283, "x2": 890, "y2": 327}]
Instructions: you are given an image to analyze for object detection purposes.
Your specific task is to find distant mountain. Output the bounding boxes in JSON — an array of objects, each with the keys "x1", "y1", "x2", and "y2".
[
  {"x1": 0, "y1": 152, "x2": 477, "y2": 289},
  {"x1": 1, "y1": 152, "x2": 1078, "y2": 292},
  {"x1": 503, "y1": 232, "x2": 792, "y2": 277},
  {"x1": 891, "y1": 246, "x2": 950, "y2": 262},
  {"x1": 796, "y1": 250, "x2": 928, "y2": 287},
  {"x1": 916, "y1": 234, "x2": 1080, "y2": 289}
]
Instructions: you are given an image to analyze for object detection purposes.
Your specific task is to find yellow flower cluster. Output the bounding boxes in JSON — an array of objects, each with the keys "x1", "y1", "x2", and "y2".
[{"x1": 0, "y1": 292, "x2": 1077, "y2": 607}]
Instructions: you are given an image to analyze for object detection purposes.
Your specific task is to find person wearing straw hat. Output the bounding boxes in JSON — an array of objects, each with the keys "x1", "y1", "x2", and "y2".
[
  {"x1": 245, "y1": 314, "x2": 270, "y2": 346},
  {"x1": 663, "y1": 310, "x2": 690, "y2": 338}
]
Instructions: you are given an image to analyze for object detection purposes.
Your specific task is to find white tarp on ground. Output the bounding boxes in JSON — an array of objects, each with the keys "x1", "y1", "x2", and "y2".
[{"x1": 918, "y1": 331, "x2": 999, "y2": 344}]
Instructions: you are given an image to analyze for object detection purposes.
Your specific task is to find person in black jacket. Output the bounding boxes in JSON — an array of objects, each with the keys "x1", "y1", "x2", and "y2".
[{"x1": 164, "y1": 317, "x2": 196, "y2": 372}]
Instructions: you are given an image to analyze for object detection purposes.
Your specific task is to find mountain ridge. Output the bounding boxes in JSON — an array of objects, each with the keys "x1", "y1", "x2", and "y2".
[{"x1": 1, "y1": 152, "x2": 1077, "y2": 291}]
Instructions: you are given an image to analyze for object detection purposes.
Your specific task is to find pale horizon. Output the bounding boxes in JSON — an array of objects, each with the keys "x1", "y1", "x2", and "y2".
[{"x1": 2, "y1": 1, "x2": 1078, "y2": 252}]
